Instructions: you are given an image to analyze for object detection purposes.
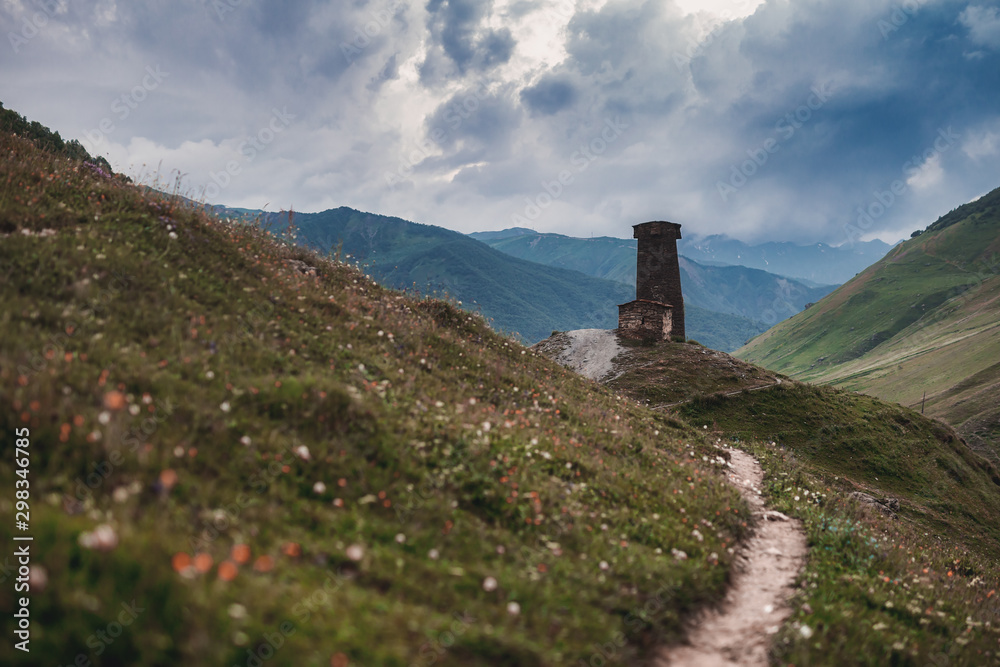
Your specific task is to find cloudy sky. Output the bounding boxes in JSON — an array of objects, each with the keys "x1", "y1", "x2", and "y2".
[{"x1": 3, "y1": 0, "x2": 999, "y2": 244}]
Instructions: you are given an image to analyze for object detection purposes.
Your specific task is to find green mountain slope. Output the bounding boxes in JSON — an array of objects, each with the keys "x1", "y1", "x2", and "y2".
[
  {"x1": 736, "y1": 186, "x2": 1000, "y2": 460},
  {"x1": 534, "y1": 334, "x2": 1000, "y2": 665},
  {"x1": 245, "y1": 207, "x2": 764, "y2": 350},
  {"x1": 472, "y1": 231, "x2": 836, "y2": 324},
  {"x1": 1, "y1": 116, "x2": 753, "y2": 666}
]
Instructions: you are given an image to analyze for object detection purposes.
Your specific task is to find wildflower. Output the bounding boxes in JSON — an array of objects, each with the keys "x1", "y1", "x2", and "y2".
[
  {"x1": 30, "y1": 565, "x2": 48, "y2": 593},
  {"x1": 482, "y1": 576, "x2": 498, "y2": 591},
  {"x1": 220, "y1": 401, "x2": 231, "y2": 412},
  {"x1": 599, "y1": 560, "x2": 609, "y2": 571},
  {"x1": 295, "y1": 445, "x2": 311, "y2": 461},
  {"x1": 313, "y1": 481, "x2": 327, "y2": 494},
  {"x1": 79, "y1": 524, "x2": 118, "y2": 551},
  {"x1": 193, "y1": 552, "x2": 214, "y2": 573},
  {"x1": 395, "y1": 533, "x2": 406, "y2": 544},
  {"x1": 159, "y1": 469, "x2": 178, "y2": 491},
  {"x1": 231, "y1": 544, "x2": 251, "y2": 564},
  {"x1": 172, "y1": 552, "x2": 192, "y2": 573},
  {"x1": 253, "y1": 555, "x2": 274, "y2": 573},
  {"x1": 103, "y1": 391, "x2": 126, "y2": 411},
  {"x1": 346, "y1": 544, "x2": 365, "y2": 561},
  {"x1": 228, "y1": 603, "x2": 247, "y2": 619},
  {"x1": 428, "y1": 549, "x2": 440, "y2": 560},
  {"x1": 218, "y1": 561, "x2": 238, "y2": 581},
  {"x1": 799, "y1": 624, "x2": 813, "y2": 639},
  {"x1": 507, "y1": 601, "x2": 521, "y2": 615}
]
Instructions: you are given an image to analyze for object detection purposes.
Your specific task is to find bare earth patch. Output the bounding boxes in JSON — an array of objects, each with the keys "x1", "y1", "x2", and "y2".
[
  {"x1": 532, "y1": 329, "x2": 624, "y2": 382},
  {"x1": 656, "y1": 448, "x2": 807, "y2": 667}
]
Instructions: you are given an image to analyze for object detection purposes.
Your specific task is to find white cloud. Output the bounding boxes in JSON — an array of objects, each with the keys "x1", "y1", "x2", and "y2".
[
  {"x1": 905, "y1": 153, "x2": 945, "y2": 191},
  {"x1": 2, "y1": 0, "x2": 1000, "y2": 246},
  {"x1": 960, "y1": 5, "x2": 1000, "y2": 49},
  {"x1": 962, "y1": 121, "x2": 1000, "y2": 160},
  {"x1": 674, "y1": 0, "x2": 765, "y2": 21}
]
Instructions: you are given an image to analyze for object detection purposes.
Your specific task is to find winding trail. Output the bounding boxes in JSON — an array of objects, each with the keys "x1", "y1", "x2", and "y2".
[
  {"x1": 533, "y1": 329, "x2": 809, "y2": 664},
  {"x1": 656, "y1": 448, "x2": 807, "y2": 667}
]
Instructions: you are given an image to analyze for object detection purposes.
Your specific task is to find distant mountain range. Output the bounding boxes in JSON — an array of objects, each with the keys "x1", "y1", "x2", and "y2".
[
  {"x1": 469, "y1": 230, "x2": 837, "y2": 325},
  {"x1": 737, "y1": 185, "x2": 1000, "y2": 461},
  {"x1": 470, "y1": 228, "x2": 894, "y2": 286},
  {"x1": 222, "y1": 207, "x2": 790, "y2": 350}
]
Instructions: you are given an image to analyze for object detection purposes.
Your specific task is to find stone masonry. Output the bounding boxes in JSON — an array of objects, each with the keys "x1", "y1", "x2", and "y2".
[{"x1": 617, "y1": 220, "x2": 685, "y2": 340}]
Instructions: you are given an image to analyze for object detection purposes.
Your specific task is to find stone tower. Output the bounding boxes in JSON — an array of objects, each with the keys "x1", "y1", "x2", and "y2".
[{"x1": 633, "y1": 221, "x2": 685, "y2": 339}]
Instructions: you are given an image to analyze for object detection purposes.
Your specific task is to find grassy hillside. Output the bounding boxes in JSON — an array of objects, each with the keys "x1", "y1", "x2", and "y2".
[
  {"x1": 0, "y1": 123, "x2": 758, "y2": 666},
  {"x1": 251, "y1": 207, "x2": 634, "y2": 343},
  {"x1": 736, "y1": 186, "x2": 1000, "y2": 460},
  {"x1": 244, "y1": 207, "x2": 763, "y2": 350},
  {"x1": 0, "y1": 100, "x2": 112, "y2": 174},
  {"x1": 474, "y1": 231, "x2": 835, "y2": 323},
  {"x1": 535, "y1": 336, "x2": 1000, "y2": 665}
]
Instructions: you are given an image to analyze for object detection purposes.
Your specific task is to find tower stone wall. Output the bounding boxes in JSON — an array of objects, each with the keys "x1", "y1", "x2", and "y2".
[{"x1": 633, "y1": 221, "x2": 685, "y2": 339}]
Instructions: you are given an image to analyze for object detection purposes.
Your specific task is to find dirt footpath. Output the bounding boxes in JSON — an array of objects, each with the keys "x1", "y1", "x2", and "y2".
[{"x1": 656, "y1": 449, "x2": 807, "y2": 667}]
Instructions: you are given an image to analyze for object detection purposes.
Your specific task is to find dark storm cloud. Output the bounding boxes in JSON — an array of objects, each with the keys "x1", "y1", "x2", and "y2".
[
  {"x1": 4, "y1": 0, "x2": 1000, "y2": 244},
  {"x1": 521, "y1": 76, "x2": 578, "y2": 116},
  {"x1": 692, "y1": 0, "x2": 1000, "y2": 240},
  {"x1": 420, "y1": 0, "x2": 515, "y2": 84},
  {"x1": 420, "y1": 84, "x2": 524, "y2": 168},
  {"x1": 512, "y1": 0, "x2": 1000, "y2": 242}
]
